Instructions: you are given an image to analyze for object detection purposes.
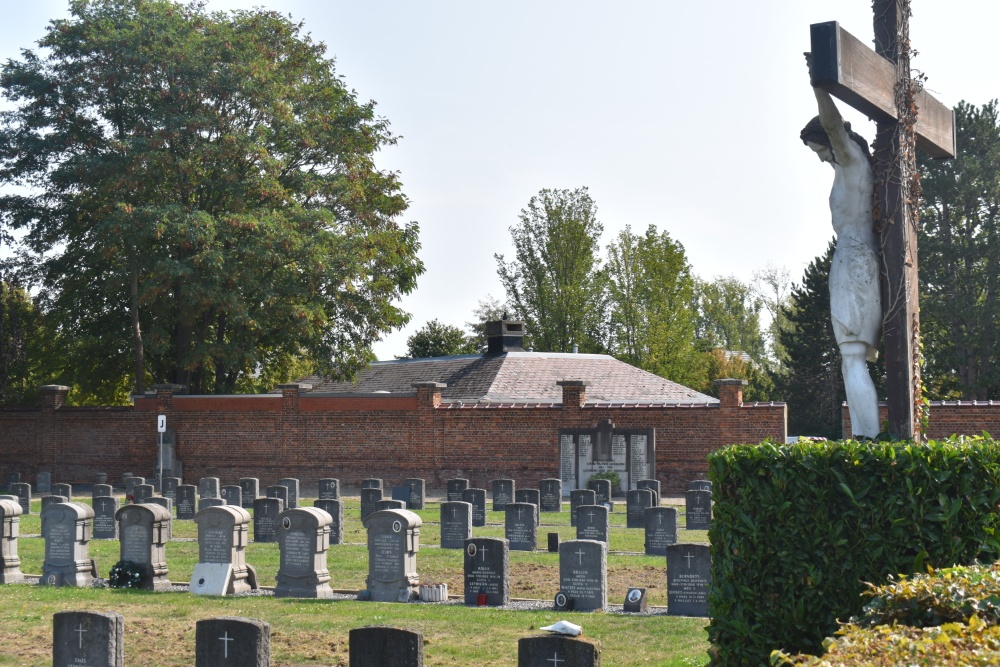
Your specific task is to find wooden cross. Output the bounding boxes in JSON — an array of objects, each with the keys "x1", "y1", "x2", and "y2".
[{"x1": 810, "y1": 0, "x2": 955, "y2": 439}]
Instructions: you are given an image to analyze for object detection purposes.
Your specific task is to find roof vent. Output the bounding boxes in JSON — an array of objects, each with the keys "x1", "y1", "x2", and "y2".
[{"x1": 485, "y1": 320, "x2": 525, "y2": 354}]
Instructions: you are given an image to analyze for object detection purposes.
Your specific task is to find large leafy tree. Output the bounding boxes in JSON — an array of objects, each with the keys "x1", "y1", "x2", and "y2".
[
  {"x1": 495, "y1": 187, "x2": 607, "y2": 353},
  {"x1": 695, "y1": 276, "x2": 768, "y2": 363},
  {"x1": 0, "y1": 0, "x2": 423, "y2": 396},
  {"x1": 0, "y1": 279, "x2": 45, "y2": 406},
  {"x1": 402, "y1": 319, "x2": 477, "y2": 359}
]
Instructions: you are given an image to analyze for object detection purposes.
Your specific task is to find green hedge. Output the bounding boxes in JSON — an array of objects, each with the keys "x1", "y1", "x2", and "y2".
[{"x1": 707, "y1": 436, "x2": 1000, "y2": 666}]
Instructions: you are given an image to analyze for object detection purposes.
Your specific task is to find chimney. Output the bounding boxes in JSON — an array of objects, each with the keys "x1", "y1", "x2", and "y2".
[{"x1": 485, "y1": 320, "x2": 525, "y2": 354}]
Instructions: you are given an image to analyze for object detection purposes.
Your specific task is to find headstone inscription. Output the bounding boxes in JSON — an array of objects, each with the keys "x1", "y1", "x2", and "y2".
[
  {"x1": 191, "y1": 505, "x2": 253, "y2": 595},
  {"x1": 586, "y1": 478, "x2": 611, "y2": 509},
  {"x1": 362, "y1": 478, "x2": 384, "y2": 490},
  {"x1": 360, "y1": 488, "x2": 383, "y2": 521},
  {"x1": 238, "y1": 477, "x2": 259, "y2": 509},
  {"x1": 133, "y1": 483, "x2": 155, "y2": 503},
  {"x1": 462, "y1": 488, "x2": 487, "y2": 527},
  {"x1": 221, "y1": 485, "x2": 242, "y2": 507},
  {"x1": 253, "y1": 497, "x2": 283, "y2": 543},
  {"x1": 626, "y1": 489, "x2": 654, "y2": 529},
  {"x1": 558, "y1": 539, "x2": 607, "y2": 611},
  {"x1": 42, "y1": 495, "x2": 69, "y2": 510},
  {"x1": 41, "y1": 502, "x2": 95, "y2": 587},
  {"x1": 363, "y1": 509, "x2": 422, "y2": 602},
  {"x1": 199, "y1": 497, "x2": 226, "y2": 511},
  {"x1": 637, "y1": 479, "x2": 661, "y2": 506},
  {"x1": 505, "y1": 503, "x2": 537, "y2": 551},
  {"x1": 515, "y1": 489, "x2": 541, "y2": 525},
  {"x1": 36, "y1": 471, "x2": 51, "y2": 495},
  {"x1": 569, "y1": 489, "x2": 596, "y2": 528},
  {"x1": 313, "y1": 499, "x2": 344, "y2": 545},
  {"x1": 667, "y1": 543, "x2": 711, "y2": 617},
  {"x1": 92, "y1": 496, "x2": 120, "y2": 540},
  {"x1": 162, "y1": 477, "x2": 181, "y2": 502},
  {"x1": 278, "y1": 478, "x2": 300, "y2": 509},
  {"x1": 115, "y1": 503, "x2": 171, "y2": 591},
  {"x1": 265, "y1": 484, "x2": 289, "y2": 510},
  {"x1": 12, "y1": 483, "x2": 30, "y2": 515},
  {"x1": 176, "y1": 484, "x2": 197, "y2": 520},
  {"x1": 463, "y1": 537, "x2": 510, "y2": 606},
  {"x1": 198, "y1": 477, "x2": 220, "y2": 499},
  {"x1": 439, "y1": 501, "x2": 472, "y2": 549},
  {"x1": 446, "y1": 478, "x2": 469, "y2": 502},
  {"x1": 517, "y1": 635, "x2": 601, "y2": 667},
  {"x1": 378, "y1": 499, "x2": 406, "y2": 511},
  {"x1": 274, "y1": 507, "x2": 334, "y2": 598},
  {"x1": 688, "y1": 480, "x2": 712, "y2": 493},
  {"x1": 52, "y1": 483, "x2": 73, "y2": 500},
  {"x1": 125, "y1": 477, "x2": 144, "y2": 497},
  {"x1": 92, "y1": 484, "x2": 113, "y2": 501},
  {"x1": 645, "y1": 506, "x2": 679, "y2": 555},
  {"x1": 685, "y1": 490, "x2": 712, "y2": 530},
  {"x1": 405, "y1": 478, "x2": 425, "y2": 510},
  {"x1": 53, "y1": 610, "x2": 124, "y2": 667},
  {"x1": 0, "y1": 498, "x2": 23, "y2": 583},
  {"x1": 492, "y1": 479, "x2": 515, "y2": 512},
  {"x1": 576, "y1": 505, "x2": 609, "y2": 543},
  {"x1": 540, "y1": 479, "x2": 562, "y2": 512},
  {"x1": 349, "y1": 626, "x2": 424, "y2": 667},
  {"x1": 146, "y1": 497, "x2": 174, "y2": 536},
  {"x1": 317, "y1": 478, "x2": 340, "y2": 500},
  {"x1": 195, "y1": 617, "x2": 270, "y2": 667}
]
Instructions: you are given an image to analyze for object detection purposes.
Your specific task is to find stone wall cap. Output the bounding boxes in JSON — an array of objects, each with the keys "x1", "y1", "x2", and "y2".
[
  {"x1": 412, "y1": 381, "x2": 447, "y2": 389},
  {"x1": 277, "y1": 383, "x2": 313, "y2": 392},
  {"x1": 556, "y1": 380, "x2": 590, "y2": 387},
  {"x1": 151, "y1": 383, "x2": 189, "y2": 394},
  {"x1": 713, "y1": 378, "x2": 748, "y2": 386}
]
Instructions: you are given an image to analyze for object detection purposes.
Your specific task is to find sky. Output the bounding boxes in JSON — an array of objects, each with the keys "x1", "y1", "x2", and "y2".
[{"x1": 2, "y1": 1, "x2": 998, "y2": 361}]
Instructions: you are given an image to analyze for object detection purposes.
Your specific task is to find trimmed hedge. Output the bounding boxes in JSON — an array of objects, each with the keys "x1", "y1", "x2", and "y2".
[{"x1": 707, "y1": 436, "x2": 1000, "y2": 666}]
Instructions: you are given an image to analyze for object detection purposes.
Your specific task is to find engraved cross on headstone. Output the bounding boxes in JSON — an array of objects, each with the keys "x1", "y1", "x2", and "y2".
[
  {"x1": 576, "y1": 548, "x2": 586, "y2": 565},
  {"x1": 219, "y1": 631, "x2": 233, "y2": 658},
  {"x1": 75, "y1": 623, "x2": 86, "y2": 649},
  {"x1": 548, "y1": 652, "x2": 564, "y2": 667},
  {"x1": 480, "y1": 543, "x2": 488, "y2": 561},
  {"x1": 587, "y1": 510, "x2": 595, "y2": 522},
  {"x1": 684, "y1": 552, "x2": 694, "y2": 568}
]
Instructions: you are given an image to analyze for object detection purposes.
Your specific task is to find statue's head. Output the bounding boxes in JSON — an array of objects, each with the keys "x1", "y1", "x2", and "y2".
[{"x1": 800, "y1": 116, "x2": 872, "y2": 162}]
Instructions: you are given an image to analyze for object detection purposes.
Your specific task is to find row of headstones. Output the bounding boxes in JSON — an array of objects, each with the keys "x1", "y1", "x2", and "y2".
[{"x1": 53, "y1": 610, "x2": 603, "y2": 667}]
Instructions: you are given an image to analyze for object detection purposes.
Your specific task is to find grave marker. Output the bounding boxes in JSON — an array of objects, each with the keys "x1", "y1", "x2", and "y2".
[
  {"x1": 462, "y1": 488, "x2": 487, "y2": 527},
  {"x1": 313, "y1": 499, "x2": 344, "y2": 545},
  {"x1": 199, "y1": 477, "x2": 220, "y2": 499},
  {"x1": 362, "y1": 478, "x2": 384, "y2": 490},
  {"x1": 667, "y1": 543, "x2": 711, "y2": 617},
  {"x1": 362, "y1": 509, "x2": 422, "y2": 602},
  {"x1": 518, "y1": 635, "x2": 601, "y2": 667},
  {"x1": 439, "y1": 501, "x2": 472, "y2": 549},
  {"x1": 626, "y1": 489, "x2": 653, "y2": 528},
  {"x1": 92, "y1": 484, "x2": 113, "y2": 501},
  {"x1": 41, "y1": 502, "x2": 95, "y2": 587},
  {"x1": 360, "y1": 488, "x2": 383, "y2": 521},
  {"x1": 318, "y1": 478, "x2": 340, "y2": 500},
  {"x1": 195, "y1": 617, "x2": 270, "y2": 667},
  {"x1": 576, "y1": 505, "x2": 609, "y2": 543},
  {"x1": 636, "y1": 479, "x2": 661, "y2": 506},
  {"x1": 115, "y1": 503, "x2": 171, "y2": 590},
  {"x1": 379, "y1": 499, "x2": 406, "y2": 511},
  {"x1": 42, "y1": 495, "x2": 68, "y2": 510},
  {"x1": 446, "y1": 478, "x2": 469, "y2": 502},
  {"x1": 515, "y1": 489, "x2": 541, "y2": 526},
  {"x1": 191, "y1": 505, "x2": 253, "y2": 595},
  {"x1": 53, "y1": 610, "x2": 124, "y2": 667},
  {"x1": 558, "y1": 539, "x2": 607, "y2": 611},
  {"x1": 405, "y1": 478, "x2": 425, "y2": 510},
  {"x1": 390, "y1": 486, "x2": 410, "y2": 507},
  {"x1": 0, "y1": 498, "x2": 23, "y2": 583},
  {"x1": 199, "y1": 497, "x2": 226, "y2": 511},
  {"x1": 125, "y1": 477, "x2": 144, "y2": 497},
  {"x1": 569, "y1": 489, "x2": 596, "y2": 528},
  {"x1": 644, "y1": 506, "x2": 679, "y2": 556},
  {"x1": 685, "y1": 490, "x2": 712, "y2": 530},
  {"x1": 253, "y1": 497, "x2": 283, "y2": 543},
  {"x1": 265, "y1": 484, "x2": 289, "y2": 510},
  {"x1": 688, "y1": 480, "x2": 712, "y2": 494},
  {"x1": 238, "y1": 477, "x2": 259, "y2": 509},
  {"x1": 540, "y1": 479, "x2": 562, "y2": 512},
  {"x1": 36, "y1": 471, "x2": 51, "y2": 495},
  {"x1": 92, "y1": 496, "x2": 120, "y2": 540},
  {"x1": 505, "y1": 502, "x2": 537, "y2": 551},
  {"x1": 162, "y1": 477, "x2": 181, "y2": 502},
  {"x1": 624, "y1": 587, "x2": 648, "y2": 613},
  {"x1": 176, "y1": 484, "x2": 197, "y2": 520},
  {"x1": 463, "y1": 537, "x2": 509, "y2": 606},
  {"x1": 52, "y1": 483, "x2": 73, "y2": 499},
  {"x1": 586, "y1": 479, "x2": 611, "y2": 509},
  {"x1": 349, "y1": 626, "x2": 423, "y2": 667},
  {"x1": 278, "y1": 478, "x2": 300, "y2": 509},
  {"x1": 221, "y1": 485, "x2": 242, "y2": 507},
  {"x1": 492, "y1": 479, "x2": 515, "y2": 512},
  {"x1": 146, "y1": 496, "x2": 174, "y2": 536},
  {"x1": 133, "y1": 483, "x2": 154, "y2": 503},
  {"x1": 12, "y1": 483, "x2": 30, "y2": 515},
  {"x1": 274, "y1": 507, "x2": 334, "y2": 598}
]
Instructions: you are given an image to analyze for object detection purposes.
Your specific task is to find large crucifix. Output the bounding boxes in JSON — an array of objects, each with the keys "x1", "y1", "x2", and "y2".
[{"x1": 808, "y1": 0, "x2": 955, "y2": 440}]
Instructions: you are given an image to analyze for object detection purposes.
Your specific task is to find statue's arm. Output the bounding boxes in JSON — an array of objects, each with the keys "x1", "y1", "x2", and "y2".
[{"x1": 807, "y1": 53, "x2": 860, "y2": 166}]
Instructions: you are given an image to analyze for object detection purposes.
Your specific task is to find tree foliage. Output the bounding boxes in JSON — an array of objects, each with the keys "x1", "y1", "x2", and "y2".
[
  {"x1": 402, "y1": 319, "x2": 477, "y2": 359},
  {"x1": 0, "y1": 279, "x2": 44, "y2": 406},
  {"x1": 0, "y1": 0, "x2": 423, "y2": 396},
  {"x1": 695, "y1": 276, "x2": 768, "y2": 363},
  {"x1": 464, "y1": 294, "x2": 511, "y2": 353}
]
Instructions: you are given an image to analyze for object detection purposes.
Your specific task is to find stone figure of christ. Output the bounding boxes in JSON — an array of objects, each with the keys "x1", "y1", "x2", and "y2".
[{"x1": 802, "y1": 55, "x2": 881, "y2": 439}]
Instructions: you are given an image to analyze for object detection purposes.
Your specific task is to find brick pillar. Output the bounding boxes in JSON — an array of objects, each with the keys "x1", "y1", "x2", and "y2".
[
  {"x1": 414, "y1": 382, "x2": 445, "y2": 409},
  {"x1": 39, "y1": 385, "x2": 70, "y2": 411},
  {"x1": 151, "y1": 383, "x2": 186, "y2": 412},
  {"x1": 714, "y1": 378, "x2": 747, "y2": 446},
  {"x1": 557, "y1": 380, "x2": 588, "y2": 410},
  {"x1": 413, "y1": 382, "x2": 445, "y2": 480},
  {"x1": 278, "y1": 383, "x2": 310, "y2": 477},
  {"x1": 38, "y1": 385, "x2": 70, "y2": 475},
  {"x1": 714, "y1": 378, "x2": 746, "y2": 408},
  {"x1": 278, "y1": 383, "x2": 311, "y2": 411}
]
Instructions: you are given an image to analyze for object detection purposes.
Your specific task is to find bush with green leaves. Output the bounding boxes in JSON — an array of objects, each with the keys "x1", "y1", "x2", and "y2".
[{"x1": 707, "y1": 436, "x2": 1000, "y2": 666}]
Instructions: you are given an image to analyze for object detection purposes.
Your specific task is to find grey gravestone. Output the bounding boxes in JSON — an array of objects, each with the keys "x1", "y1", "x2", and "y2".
[
  {"x1": 94, "y1": 472, "x2": 108, "y2": 485},
  {"x1": 464, "y1": 537, "x2": 509, "y2": 605},
  {"x1": 125, "y1": 477, "x2": 144, "y2": 497},
  {"x1": 146, "y1": 497, "x2": 174, "y2": 536},
  {"x1": 239, "y1": 477, "x2": 259, "y2": 509},
  {"x1": 221, "y1": 485, "x2": 242, "y2": 507},
  {"x1": 274, "y1": 507, "x2": 334, "y2": 598},
  {"x1": 92, "y1": 484, "x2": 113, "y2": 501},
  {"x1": 515, "y1": 489, "x2": 541, "y2": 525},
  {"x1": 176, "y1": 484, "x2": 197, "y2": 520},
  {"x1": 518, "y1": 635, "x2": 601, "y2": 667},
  {"x1": 569, "y1": 489, "x2": 595, "y2": 528},
  {"x1": 685, "y1": 490, "x2": 712, "y2": 530},
  {"x1": 505, "y1": 503, "x2": 537, "y2": 551},
  {"x1": 492, "y1": 479, "x2": 514, "y2": 512},
  {"x1": 645, "y1": 507, "x2": 679, "y2": 555},
  {"x1": 0, "y1": 498, "x2": 23, "y2": 583},
  {"x1": 558, "y1": 539, "x2": 607, "y2": 611},
  {"x1": 390, "y1": 486, "x2": 410, "y2": 507},
  {"x1": 42, "y1": 495, "x2": 68, "y2": 510},
  {"x1": 362, "y1": 509, "x2": 422, "y2": 602},
  {"x1": 92, "y1": 497, "x2": 120, "y2": 540},
  {"x1": 52, "y1": 483, "x2": 73, "y2": 499},
  {"x1": 199, "y1": 477, "x2": 220, "y2": 499},
  {"x1": 253, "y1": 497, "x2": 283, "y2": 543},
  {"x1": 12, "y1": 483, "x2": 30, "y2": 515},
  {"x1": 626, "y1": 489, "x2": 653, "y2": 529},
  {"x1": 133, "y1": 483, "x2": 155, "y2": 503},
  {"x1": 446, "y1": 478, "x2": 469, "y2": 502},
  {"x1": 313, "y1": 499, "x2": 344, "y2": 545},
  {"x1": 349, "y1": 626, "x2": 423, "y2": 667},
  {"x1": 360, "y1": 488, "x2": 383, "y2": 521},
  {"x1": 624, "y1": 587, "x2": 648, "y2": 613},
  {"x1": 162, "y1": 477, "x2": 181, "y2": 502},
  {"x1": 378, "y1": 499, "x2": 406, "y2": 511},
  {"x1": 53, "y1": 610, "x2": 124, "y2": 667},
  {"x1": 115, "y1": 503, "x2": 171, "y2": 591},
  {"x1": 191, "y1": 505, "x2": 252, "y2": 595},
  {"x1": 439, "y1": 501, "x2": 472, "y2": 549},
  {"x1": 667, "y1": 543, "x2": 711, "y2": 617},
  {"x1": 265, "y1": 484, "x2": 289, "y2": 510},
  {"x1": 41, "y1": 502, "x2": 94, "y2": 587},
  {"x1": 120, "y1": 473, "x2": 132, "y2": 489},
  {"x1": 405, "y1": 478, "x2": 425, "y2": 510},
  {"x1": 689, "y1": 479, "x2": 713, "y2": 493},
  {"x1": 6, "y1": 472, "x2": 20, "y2": 488},
  {"x1": 278, "y1": 478, "x2": 300, "y2": 509},
  {"x1": 36, "y1": 471, "x2": 51, "y2": 495},
  {"x1": 199, "y1": 497, "x2": 226, "y2": 511},
  {"x1": 462, "y1": 488, "x2": 487, "y2": 527},
  {"x1": 637, "y1": 479, "x2": 661, "y2": 506},
  {"x1": 318, "y1": 478, "x2": 339, "y2": 500},
  {"x1": 362, "y1": 478, "x2": 384, "y2": 490},
  {"x1": 0, "y1": 495, "x2": 13, "y2": 501},
  {"x1": 586, "y1": 479, "x2": 612, "y2": 508},
  {"x1": 195, "y1": 617, "x2": 270, "y2": 667},
  {"x1": 540, "y1": 479, "x2": 562, "y2": 512},
  {"x1": 548, "y1": 533, "x2": 560, "y2": 553},
  {"x1": 576, "y1": 505, "x2": 609, "y2": 543}
]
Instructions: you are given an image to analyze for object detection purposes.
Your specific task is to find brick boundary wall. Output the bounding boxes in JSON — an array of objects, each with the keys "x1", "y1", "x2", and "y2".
[
  {"x1": 843, "y1": 402, "x2": 1000, "y2": 440},
  {"x1": 1, "y1": 382, "x2": 786, "y2": 495}
]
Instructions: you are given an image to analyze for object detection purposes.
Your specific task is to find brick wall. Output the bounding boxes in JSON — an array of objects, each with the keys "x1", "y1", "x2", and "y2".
[
  {"x1": 1, "y1": 381, "x2": 786, "y2": 494},
  {"x1": 844, "y1": 401, "x2": 1000, "y2": 440}
]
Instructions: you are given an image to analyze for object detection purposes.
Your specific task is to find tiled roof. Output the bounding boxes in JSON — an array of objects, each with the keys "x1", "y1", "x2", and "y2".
[{"x1": 295, "y1": 352, "x2": 718, "y2": 405}]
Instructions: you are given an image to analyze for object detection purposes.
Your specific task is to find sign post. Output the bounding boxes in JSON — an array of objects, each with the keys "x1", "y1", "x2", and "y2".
[{"x1": 157, "y1": 415, "x2": 166, "y2": 492}]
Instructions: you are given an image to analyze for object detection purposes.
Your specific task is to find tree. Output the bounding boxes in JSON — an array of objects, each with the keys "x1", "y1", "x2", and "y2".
[
  {"x1": 753, "y1": 263, "x2": 793, "y2": 370},
  {"x1": 695, "y1": 276, "x2": 768, "y2": 363},
  {"x1": 465, "y1": 295, "x2": 512, "y2": 353},
  {"x1": 0, "y1": 279, "x2": 44, "y2": 405},
  {"x1": 495, "y1": 187, "x2": 607, "y2": 353},
  {"x1": 402, "y1": 319, "x2": 477, "y2": 359},
  {"x1": 0, "y1": 0, "x2": 423, "y2": 396}
]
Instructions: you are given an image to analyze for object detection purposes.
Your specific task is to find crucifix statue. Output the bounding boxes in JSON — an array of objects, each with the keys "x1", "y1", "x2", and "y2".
[{"x1": 804, "y1": 0, "x2": 955, "y2": 440}]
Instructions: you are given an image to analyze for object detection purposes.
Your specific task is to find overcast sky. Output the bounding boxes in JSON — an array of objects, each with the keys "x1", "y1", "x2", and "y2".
[{"x1": 2, "y1": 1, "x2": 997, "y2": 361}]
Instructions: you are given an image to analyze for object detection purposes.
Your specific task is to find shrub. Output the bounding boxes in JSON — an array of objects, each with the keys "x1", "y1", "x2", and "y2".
[{"x1": 707, "y1": 436, "x2": 1000, "y2": 666}]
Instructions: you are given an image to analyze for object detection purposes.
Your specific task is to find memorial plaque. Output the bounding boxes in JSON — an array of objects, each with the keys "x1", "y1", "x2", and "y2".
[
  {"x1": 405, "y1": 478, "x2": 425, "y2": 510},
  {"x1": 624, "y1": 587, "x2": 648, "y2": 613},
  {"x1": 92, "y1": 484, "x2": 113, "y2": 501},
  {"x1": 12, "y1": 483, "x2": 30, "y2": 515},
  {"x1": 192, "y1": 505, "x2": 252, "y2": 595},
  {"x1": 462, "y1": 488, "x2": 487, "y2": 527},
  {"x1": 626, "y1": 489, "x2": 653, "y2": 529},
  {"x1": 540, "y1": 479, "x2": 562, "y2": 512},
  {"x1": 360, "y1": 488, "x2": 383, "y2": 521},
  {"x1": 238, "y1": 477, "x2": 259, "y2": 509},
  {"x1": 439, "y1": 501, "x2": 472, "y2": 549},
  {"x1": 125, "y1": 477, "x2": 144, "y2": 497},
  {"x1": 576, "y1": 505, "x2": 609, "y2": 543},
  {"x1": 637, "y1": 479, "x2": 661, "y2": 506},
  {"x1": 265, "y1": 484, "x2": 289, "y2": 509},
  {"x1": 689, "y1": 479, "x2": 713, "y2": 493},
  {"x1": 446, "y1": 478, "x2": 469, "y2": 502},
  {"x1": 504, "y1": 503, "x2": 537, "y2": 551},
  {"x1": 586, "y1": 478, "x2": 612, "y2": 508},
  {"x1": 518, "y1": 635, "x2": 600, "y2": 667},
  {"x1": 363, "y1": 509, "x2": 422, "y2": 602},
  {"x1": 92, "y1": 496, "x2": 120, "y2": 540},
  {"x1": 569, "y1": 489, "x2": 595, "y2": 528},
  {"x1": 559, "y1": 434, "x2": 577, "y2": 492},
  {"x1": 463, "y1": 537, "x2": 509, "y2": 605},
  {"x1": 0, "y1": 498, "x2": 24, "y2": 583},
  {"x1": 221, "y1": 485, "x2": 242, "y2": 507},
  {"x1": 313, "y1": 499, "x2": 344, "y2": 545},
  {"x1": 162, "y1": 477, "x2": 181, "y2": 502},
  {"x1": 115, "y1": 503, "x2": 171, "y2": 590},
  {"x1": 198, "y1": 477, "x2": 220, "y2": 499},
  {"x1": 685, "y1": 490, "x2": 712, "y2": 531},
  {"x1": 36, "y1": 472, "x2": 51, "y2": 495},
  {"x1": 53, "y1": 610, "x2": 124, "y2": 667},
  {"x1": 645, "y1": 507, "x2": 678, "y2": 556},
  {"x1": 253, "y1": 497, "x2": 283, "y2": 543},
  {"x1": 318, "y1": 478, "x2": 340, "y2": 500},
  {"x1": 42, "y1": 495, "x2": 68, "y2": 510},
  {"x1": 492, "y1": 479, "x2": 514, "y2": 512},
  {"x1": 278, "y1": 478, "x2": 300, "y2": 509},
  {"x1": 195, "y1": 617, "x2": 270, "y2": 667},
  {"x1": 362, "y1": 478, "x2": 383, "y2": 490},
  {"x1": 558, "y1": 539, "x2": 607, "y2": 611},
  {"x1": 349, "y1": 626, "x2": 423, "y2": 667},
  {"x1": 515, "y1": 489, "x2": 541, "y2": 526},
  {"x1": 274, "y1": 507, "x2": 334, "y2": 598},
  {"x1": 667, "y1": 543, "x2": 711, "y2": 617},
  {"x1": 176, "y1": 484, "x2": 197, "y2": 520},
  {"x1": 133, "y1": 483, "x2": 154, "y2": 503},
  {"x1": 379, "y1": 499, "x2": 406, "y2": 511},
  {"x1": 41, "y1": 502, "x2": 95, "y2": 587},
  {"x1": 52, "y1": 483, "x2": 73, "y2": 500}
]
